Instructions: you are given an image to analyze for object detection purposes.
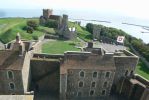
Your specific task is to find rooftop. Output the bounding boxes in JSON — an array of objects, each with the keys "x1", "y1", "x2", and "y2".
[{"x1": 0, "y1": 50, "x2": 24, "y2": 70}]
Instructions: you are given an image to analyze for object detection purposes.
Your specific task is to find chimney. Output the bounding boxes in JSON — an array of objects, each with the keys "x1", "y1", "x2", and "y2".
[{"x1": 12, "y1": 33, "x2": 25, "y2": 56}]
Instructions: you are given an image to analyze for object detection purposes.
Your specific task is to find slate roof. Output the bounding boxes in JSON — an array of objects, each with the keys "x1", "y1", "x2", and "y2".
[{"x1": 0, "y1": 50, "x2": 25, "y2": 70}]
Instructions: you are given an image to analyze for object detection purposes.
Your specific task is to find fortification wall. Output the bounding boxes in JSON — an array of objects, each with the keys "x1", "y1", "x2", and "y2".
[
  {"x1": 114, "y1": 56, "x2": 139, "y2": 84},
  {"x1": 22, "y1": 52, "x2": 32, "y2": 93}
]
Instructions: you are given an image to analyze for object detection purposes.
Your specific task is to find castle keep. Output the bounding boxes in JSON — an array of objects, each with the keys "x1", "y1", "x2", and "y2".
[{"x1": 40, "y1": 9, "x2": 76, "y2": 40}]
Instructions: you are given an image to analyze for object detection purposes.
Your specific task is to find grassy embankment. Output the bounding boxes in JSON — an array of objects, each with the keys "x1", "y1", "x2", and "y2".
[{"x1": 0, "y1": 18, "x2": 55, "y2": 44}]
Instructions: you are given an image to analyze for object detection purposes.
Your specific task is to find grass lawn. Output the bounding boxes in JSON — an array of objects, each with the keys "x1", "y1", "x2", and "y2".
[
  {"x1": 42, "y1": 40, "x2": 80, "y2": 54},
  {"x1": 135, "y1": 60, "x2": 149, "y2": 80}
]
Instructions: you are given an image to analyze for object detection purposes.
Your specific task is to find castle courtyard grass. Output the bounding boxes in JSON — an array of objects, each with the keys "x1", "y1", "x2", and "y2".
[
  {"x1": 42, "y1": 40, "x2": 80, "y2": 54},
  {"x1": 136, "y1": 60, "x2": 149, "y2": 80}
]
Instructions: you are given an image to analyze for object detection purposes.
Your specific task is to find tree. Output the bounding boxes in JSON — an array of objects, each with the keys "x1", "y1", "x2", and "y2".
[
  {"x1": 27, "y1": 20, "x2": 39, "y2": 30},
  {"x1": 26, "y1": 26, "x2": 33, "y2": 34},
  {"x1": 86, "y1": 23, "x2": 94, "y2": 34}
]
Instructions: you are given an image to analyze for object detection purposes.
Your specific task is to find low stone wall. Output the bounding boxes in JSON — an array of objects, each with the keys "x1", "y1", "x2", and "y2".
[
  {"x1": 38, "y1": 34, "x2": 45, "y2": 41},
  {"x1": 44, "y1": 34, "x2": 59, "y2": 39},
  {"x1": 33, "y1": 53, "x2": 64, "y2": 59}
]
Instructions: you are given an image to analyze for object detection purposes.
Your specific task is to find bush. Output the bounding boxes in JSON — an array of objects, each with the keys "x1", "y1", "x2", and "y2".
[
  {"x1": 26, "y1": 26, "x2": 34, "y2": 34},
  {"x1": 27, "y1": 20, "x2": 39, "y2": 30}
]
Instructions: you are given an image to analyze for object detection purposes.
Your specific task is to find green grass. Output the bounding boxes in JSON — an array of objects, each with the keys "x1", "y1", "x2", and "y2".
[
  {"x1": 68, "y1": 22, "x2": 92, "y2": 41},
  {"x1": 135, "y1": 60, "x2": 149, "y2": 80},
  {"x1": 0, "y1": 18, "x2": 55, "y2": 43},
  {"x1": 42, "y1": 40, "x2": 80, "y2": 54}
]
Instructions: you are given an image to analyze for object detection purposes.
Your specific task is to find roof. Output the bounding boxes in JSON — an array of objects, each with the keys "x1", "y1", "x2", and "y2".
[
  {"x1": 61, "y1": 52, "x2": 115, "y2": 74},
  {"x1": 0, "y1": 50, "x2": 25, "y2": 70}
]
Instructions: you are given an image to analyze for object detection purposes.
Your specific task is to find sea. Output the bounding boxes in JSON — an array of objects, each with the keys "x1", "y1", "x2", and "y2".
[{"x1": 0, "y1": 9, "x2": 149, "y2": 43}]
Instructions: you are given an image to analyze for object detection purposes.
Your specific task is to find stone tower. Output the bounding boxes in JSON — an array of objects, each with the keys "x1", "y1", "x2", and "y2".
[
  {"x1": 43, "y1": 9, "x2": 53, "y2": 19},
  {"x1": 93, "y1": 25, "x2": 101, "y2": 40},
  {"x1": 62, "y1": 14, "x2": 68, "y2": 30}
]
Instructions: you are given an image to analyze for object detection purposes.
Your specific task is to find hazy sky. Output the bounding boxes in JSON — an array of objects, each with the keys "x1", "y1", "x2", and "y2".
[{"x1": 1, "y1": 0, "x2": 149, "y2": 20}]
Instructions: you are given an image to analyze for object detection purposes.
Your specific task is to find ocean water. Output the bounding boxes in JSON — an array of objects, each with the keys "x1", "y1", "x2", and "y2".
[{"x1": 0, "y1": 9, "x2": 149, "y2": 43}]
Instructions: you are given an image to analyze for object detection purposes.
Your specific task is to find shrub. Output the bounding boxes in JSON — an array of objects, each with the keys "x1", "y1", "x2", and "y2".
[{"x1": 27, "y1": 20, "x2": 39, "y2": 30}]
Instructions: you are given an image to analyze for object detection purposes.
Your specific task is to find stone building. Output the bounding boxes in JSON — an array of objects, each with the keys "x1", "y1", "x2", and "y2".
[
  {"x1": 0, "y1": 33, "x2": 149, "y2": 100},
  {"x1": 39, "y1": 9, "x2": 68, "y2": 30},
  {"x1": 59, "y1": 43, "x2": 139, "y2": 99},
  {"x1": 0, "y1": 33, "x2": 41, "y2": 95},
  {"x1": 40, "y1": 9, "x2": 76, "y2": 40},
  {"x1": 0, "y1": 34, "x2": 31, "y2": 95}
]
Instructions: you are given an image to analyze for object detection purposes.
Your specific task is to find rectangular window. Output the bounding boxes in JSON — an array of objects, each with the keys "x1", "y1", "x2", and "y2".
[
  {"x1": 102, "y1": 90, "x2": 106, "y2": 96},
  {"x1": 105, "y1": 72, "x2": 110, "y2": 78},
  {"x1": 93, "y1": 72, "x2": 98, "y2": 78},
  {"x1": 91, "y1": 82, "x2": 96, "y2": 88}
]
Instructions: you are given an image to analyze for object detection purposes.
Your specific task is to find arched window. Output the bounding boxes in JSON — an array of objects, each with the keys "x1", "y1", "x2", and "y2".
[
  {"x1": 103, "y1": 82, "x2": 108, "y2": 88},
  {"x1": 78, "y1": 81, "x2": 84, "y2": 87},
  {"x1": 125, "y1": 70, "x2": 128, "y2": 76},
  {"x1": 7, "y1": 71, "x2": 14, "y2": 79},
  {"x1": 79, "y1": 71, "x2": 85, "y2": 77},
  {"x1": 102, "y1": 90, "x2": 106, "y2": 95},
  {"x1": 93, "y1": 72, "x2": 98, "y2": 78},
  {"x1": 105, "y1": 72, "x2": 110, "y2": 78},
  {"x1": 91, "y1": 82, "x2": 96, "y2": 87},
  {"x1": 9, "y1": 83, "x2": 15, "y2": 90},
  {"x1": 90, "y1": 90, "x2": 94, "y2": 96}
]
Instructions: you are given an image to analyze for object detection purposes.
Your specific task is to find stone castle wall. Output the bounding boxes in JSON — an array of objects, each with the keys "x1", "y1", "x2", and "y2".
[
  {"x1": 66, "y1": 69, "x2": 115, "y2": 98},
  {"x1": 114, "y1": 56, "x2": 139, "y2": 84},
  {"x1": 21, "y1": 52, "x2": 32, "y2": 93}
]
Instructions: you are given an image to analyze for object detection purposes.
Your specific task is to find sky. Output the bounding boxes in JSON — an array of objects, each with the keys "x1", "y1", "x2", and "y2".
[{"x1": 1, "y1": 0, "x2": 149, "y2": 20}]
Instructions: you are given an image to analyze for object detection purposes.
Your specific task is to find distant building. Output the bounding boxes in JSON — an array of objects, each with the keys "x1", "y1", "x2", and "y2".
[{"x1": 39, "y1": 9, "x2": 76, "y2": 40}]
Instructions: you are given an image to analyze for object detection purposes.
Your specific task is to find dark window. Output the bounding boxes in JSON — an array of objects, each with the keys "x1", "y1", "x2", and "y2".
[
  {"x1": 130, "y1": 70, "x2": 133, "y2": 76},
  {"x1": 105, "y1": 72, "x2": 110, "y2": 78},
  {"x1": 91, "y1": 82, "x2": 96, "y2": 87},
  {"x1": 80, "y1": 71, "x2": 84, "y2": 77},
  {"x1": 77, "y1": 91, "x2": 82, "y2": 96},
  {"x1": 79, "y1": 81, "x2": 83, "y2": 87},
  {"x1": 68, "y1": 70, "x2": 73, "y2": 74},
  {"x1": 90, "y1": 90, "x2": 94, "y2": 96},
  {"x1": 102, "y1": 90, "x2": 106, "y2": 95},
  {"x1": 9, "y1": 83, "x2": 15, "y2": 90},
  {"x1": 125, "y1": 70, "x2": 128, "y2": 76},
  {"x1": 93, "y1": 72, "x2": 97, "y2": 78},
  {"x1": 103, "y1": 82, "x2": 107, "y2": 88},
  {"x1": 8, "y1": 71, "x2": 13, "y2": 79}
]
